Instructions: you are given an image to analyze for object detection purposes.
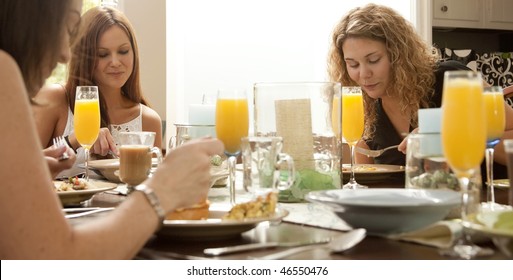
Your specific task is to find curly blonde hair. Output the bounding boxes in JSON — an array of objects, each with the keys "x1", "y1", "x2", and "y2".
[{"x1": 327, "y1": 4, "x2": 440, "y2": 139}]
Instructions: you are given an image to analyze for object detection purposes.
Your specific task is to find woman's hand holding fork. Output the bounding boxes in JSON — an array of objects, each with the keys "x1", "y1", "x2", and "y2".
[{"x1": 43, "y1": 140, "x2": 76, "y2": 179}]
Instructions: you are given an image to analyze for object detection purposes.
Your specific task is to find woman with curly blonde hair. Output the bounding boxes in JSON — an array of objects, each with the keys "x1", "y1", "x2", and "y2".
[{"x1": 328, "y1": 3, "x2": 470, "y2": 166}]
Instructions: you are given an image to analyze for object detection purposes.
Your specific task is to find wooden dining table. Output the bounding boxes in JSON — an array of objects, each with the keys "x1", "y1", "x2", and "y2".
[{"x1": 85, "y1": 175, "x2": 511, "y2": 260}]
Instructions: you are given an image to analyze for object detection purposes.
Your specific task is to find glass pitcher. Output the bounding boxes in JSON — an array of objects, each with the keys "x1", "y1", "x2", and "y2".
[{"x1": 253, "y1": 82, "x2": 342, "y2": 202}]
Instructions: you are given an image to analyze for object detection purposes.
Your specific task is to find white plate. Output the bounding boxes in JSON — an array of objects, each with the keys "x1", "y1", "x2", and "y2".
[
  {"x1": 158, "y1": 207, "x2": 289, "y2": 240},
  {"x1": 342, "y1": 164, "x2": 404, "y2": 183},
  {"x1": 54, "y1": 179, "x2": 117, "y2": 206},
  {"x1": 306, "y1": 188, "x2": 460, "y2": 235}
]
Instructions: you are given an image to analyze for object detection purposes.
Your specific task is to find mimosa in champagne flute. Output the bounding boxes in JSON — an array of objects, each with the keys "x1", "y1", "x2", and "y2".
[
  {"x1": 74, "y1": 86, "x2": 100, "y2": 181},
  {"x1": 440, "y1": 71, "x2": 493, "y2": 259},
  {"x1": 341, "y1": 87, "x2": 367, "y2": 189},
  {"x1": 216, "y1": 89, "x2": 249, "y2": 205},
  {"x1": 482, "y1": 86, "x2": 506, "y2": 210}
]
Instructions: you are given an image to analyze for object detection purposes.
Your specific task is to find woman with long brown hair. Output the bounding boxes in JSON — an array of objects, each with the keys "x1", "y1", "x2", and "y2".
[
  {"x1": 33, "y1": 6, "x2": 162, "y2": 177},
  {"x1": 0, "y1": 0, "x2": 222, "y2": 259}
]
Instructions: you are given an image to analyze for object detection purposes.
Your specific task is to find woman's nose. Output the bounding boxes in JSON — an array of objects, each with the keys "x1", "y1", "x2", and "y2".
[
  {"x1": 110, "y1": 54, "x2": 121, "y2": 66},
  {"x1": 360, "y1": 65, "x2": 372, "y2": 80}
]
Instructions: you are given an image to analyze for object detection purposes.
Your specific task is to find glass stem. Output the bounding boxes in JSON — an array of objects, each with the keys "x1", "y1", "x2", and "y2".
[
  {"x1": 84, "y1": 148, "x2": 90, "y2": 182},
  {"x1": 228, "y1": 155, "x2": 237, "y2": 205},
  {"x1": 485, "y1": 147, "x2": 495, "y2": 204},
  {"x1": 349, "y1": 144, "x2": 357, "y2": 184}
]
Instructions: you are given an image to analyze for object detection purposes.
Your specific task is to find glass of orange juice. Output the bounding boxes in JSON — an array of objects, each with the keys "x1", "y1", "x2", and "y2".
[
  {"x1": 215, "y1": 88, "x2": 249, "y2": 205},
  {"x1": 440, "y1": 70, "x2": 493, "y2": 259},
  {"x1": 482, "y1": 86, "x2": 506, "y2": 210},
  {"x1": 74, "y1": 86, "x2": 100, "y2": 181},
  {"x1": 341, "y1": 87, "x2": 366, "y2": 189}
]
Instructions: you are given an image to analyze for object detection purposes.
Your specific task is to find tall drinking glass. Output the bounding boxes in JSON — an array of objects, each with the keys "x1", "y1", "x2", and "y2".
[
  {"x1": 74, "y1": 86, "x2": 100, "y2": 181},
  {"x1": 440, "y1": 71, "x2": 493, "y2": 259},
  {"x1": 482, "y1": 86, "x2": 506, "y2": 210},
  {"x1": 215, "y1": 89, "x2": 249, "y2": 205},
  {"x1": 341, "y1": 87, "x2": 367, "y2": 189}
]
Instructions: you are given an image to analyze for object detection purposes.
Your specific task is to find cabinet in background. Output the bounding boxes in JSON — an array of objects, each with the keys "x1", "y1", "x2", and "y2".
[
  {"x1": 432, "y1": 0, "x2": 513, "y2": 30},
  {"x1": 485, "y1": 0, "x2": 513, "y2": 30}
]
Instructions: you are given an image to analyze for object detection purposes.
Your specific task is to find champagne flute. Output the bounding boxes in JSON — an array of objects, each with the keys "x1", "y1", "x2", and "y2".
[
  {"x1": 215, "y1": 89, "x2": 249, "y2": 205},
  {"x1": 74, "y1": 86, "x2": 100, "y2": 181},
  {"x1": 481, "y1": 86, "x2": 506, "y2": 211},
  {"x1": 440, "y1": 71, "x2": 493, "y2": 259},
  {"x1": 341, "y1": 87, "x2": 367, "y2": 189}
]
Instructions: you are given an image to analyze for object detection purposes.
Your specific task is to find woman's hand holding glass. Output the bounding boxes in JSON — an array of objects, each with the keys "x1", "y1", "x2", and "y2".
[
  {"x1": 440, "y1": 71, "x2": 493, "y2": 259},
  {"x1": 215, "y1": 89, "x2": 249, "y2": 205},
  {"x1": 73, "y1": 86, "x2": 100, "y2": 181}
]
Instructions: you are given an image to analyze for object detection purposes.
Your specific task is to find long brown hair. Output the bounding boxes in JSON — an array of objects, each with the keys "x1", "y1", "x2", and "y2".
[
  {"x1": 0, "y1": 0, "x2": 72, "y2": 97},
  {"x1": 65, "y1": 6, "x2": 147, "y2": 127},
  {"x1": 327, "y1": 4, "x2": 440, "y2": 139}
]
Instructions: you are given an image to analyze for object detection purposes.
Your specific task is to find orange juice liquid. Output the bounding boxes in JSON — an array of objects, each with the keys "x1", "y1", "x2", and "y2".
[
  {"x1": 216, "y1": 98, "x2": 249, "y2": 154},
  {"x1": 484, "y1": 90, "x2": 505, "y2": 141},
  {"x1": 441, "y1": 78, "x2": 485, "y2": 175},
  {"x1": 74, "y1": 99, "x2": 100, "y2": 149},
  {"x1": 342, "y1": 93, "x2": 364, "y2": 145}
]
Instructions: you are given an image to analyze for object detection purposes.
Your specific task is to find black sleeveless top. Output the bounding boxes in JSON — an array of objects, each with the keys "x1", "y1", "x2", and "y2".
[{"x1": 364, "y1": 60, "x2": 507, "y2": 183}]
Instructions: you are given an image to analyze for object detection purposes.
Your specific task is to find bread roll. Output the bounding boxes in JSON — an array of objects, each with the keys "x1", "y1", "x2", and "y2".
[{"x1": 165, "y1": 200, "x2": 210, "y2": 220}]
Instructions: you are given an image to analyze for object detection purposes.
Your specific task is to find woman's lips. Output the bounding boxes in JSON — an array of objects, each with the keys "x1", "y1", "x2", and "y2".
[
  {"x1": 363, "y1": 83, "x2": 378, "y2": 92},
  {"x1": 107, "y1": 72, "x2": 124, "y2": 78}
]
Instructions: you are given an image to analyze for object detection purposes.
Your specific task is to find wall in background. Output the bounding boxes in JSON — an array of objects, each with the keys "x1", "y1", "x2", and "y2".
[
  {"x1": 165, "y1": 0, "x2": 417, "y2": 147},
  {"x1": 122, "y1": 0, "x2": 167, "y2": 129}
]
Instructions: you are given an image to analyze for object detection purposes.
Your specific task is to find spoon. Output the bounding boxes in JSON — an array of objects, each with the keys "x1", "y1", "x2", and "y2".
[{"x1": 251, "y1": 228, "x2": 366, "y2": 260}]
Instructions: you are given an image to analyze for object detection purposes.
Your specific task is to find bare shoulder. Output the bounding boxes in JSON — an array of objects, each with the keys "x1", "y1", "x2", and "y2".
[
  {"x1": 141, "y1": 105, "x2": 162, "y2": 124},
  {"x1": 0, "y1": 51, "x2": 21, "y2": 81},
  {"x1": 34, "y1": 84, "x2": 68, "y2": 106},
  {"x1": 0, "y1": 51, "x2": 25, "y2": 101}
]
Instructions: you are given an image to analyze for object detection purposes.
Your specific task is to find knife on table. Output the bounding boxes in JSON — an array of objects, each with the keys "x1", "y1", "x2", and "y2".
[{"x1": 203, "y1": 238, "x2": 331, "y2": 256}]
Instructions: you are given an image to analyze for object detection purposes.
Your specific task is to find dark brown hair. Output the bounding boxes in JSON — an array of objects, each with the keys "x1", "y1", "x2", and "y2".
[
  {"x1": 0, "y1": 0, "x2": 72, "y2": 96},
  {"x1": 65, "y1": 6, "x2": 147, "y2": 128}
]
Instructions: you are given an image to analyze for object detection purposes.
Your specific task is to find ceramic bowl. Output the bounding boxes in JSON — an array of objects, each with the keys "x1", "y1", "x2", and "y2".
[{"x1": 306, "y1": 188, "x2": 461, "y2": 235}]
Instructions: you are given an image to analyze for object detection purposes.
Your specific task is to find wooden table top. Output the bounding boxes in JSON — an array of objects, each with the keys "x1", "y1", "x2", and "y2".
[{"x1": 84, "y1": 175, "x2": 511, "y2": 260}]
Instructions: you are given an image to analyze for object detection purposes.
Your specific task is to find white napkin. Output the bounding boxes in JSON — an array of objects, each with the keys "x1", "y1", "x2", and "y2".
[
  {"x1": 388, "y1": 220, "x2": 462, "y2": 248},
  {"x1": 279, "y1": 203, "x2": 352, "y2": 231}
]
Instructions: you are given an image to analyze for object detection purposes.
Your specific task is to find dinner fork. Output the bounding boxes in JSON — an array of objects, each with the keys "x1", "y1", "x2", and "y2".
[
  {"x1": 53, "y1": 136, "x2": 70, "y2": 161},
  {"x1": 355, "y1": 145, "x2": 399, "y2": 158}
]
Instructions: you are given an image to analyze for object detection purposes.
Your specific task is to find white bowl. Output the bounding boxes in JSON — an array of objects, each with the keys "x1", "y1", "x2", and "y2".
[{"x1": 306, "y1": 188, "x2": 461, "y2": 235}]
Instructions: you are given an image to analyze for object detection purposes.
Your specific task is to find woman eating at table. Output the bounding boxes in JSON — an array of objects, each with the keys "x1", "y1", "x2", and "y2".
[
  {"x1": 0, "y1": 0, "x2": 223, "y2": 259},
  {"x1": 327, "y1": 3, "x2": 513, "y2": 181},
  {"x1": 33, "y1": 6, "x2": 162, "y2": 178}
]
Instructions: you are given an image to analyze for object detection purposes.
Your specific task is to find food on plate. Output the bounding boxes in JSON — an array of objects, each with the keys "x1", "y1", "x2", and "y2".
[
  {"x1": 222, "y1": 192, "x2": 277, "y2": 221},
  {"x1": 342, "y1": 165, "x2": 378, "y2": 172},
  {"x1": 409, "y1": 170, "x2": 458, "y2": 190},
  {"x1": 54, "y1": 177, "x2": 89, "y2": 192},
  {"x1": 165, "y1": 200, "x2": 210, "y2": 220}
]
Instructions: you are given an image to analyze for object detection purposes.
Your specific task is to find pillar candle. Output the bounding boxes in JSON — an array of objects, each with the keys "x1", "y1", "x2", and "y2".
[{"x1": 188, "y1": 103, "x2": 216, "y2": 125}]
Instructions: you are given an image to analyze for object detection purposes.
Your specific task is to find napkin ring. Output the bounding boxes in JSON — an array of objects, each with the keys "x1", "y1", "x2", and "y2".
[{"x1": 134, "y1": 184, "x2": 165, "y2": 230}]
